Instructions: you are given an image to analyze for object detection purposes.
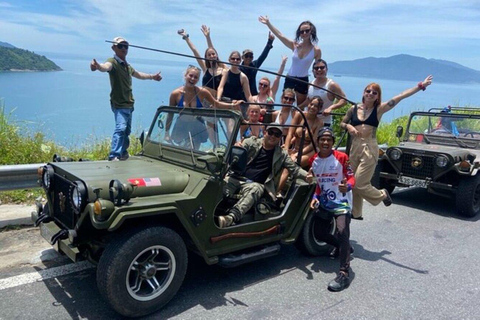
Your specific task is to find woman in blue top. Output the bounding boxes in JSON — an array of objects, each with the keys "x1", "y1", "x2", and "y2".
[{"x1": 167, "y1": 65, "x2": 243, "y2": 146}]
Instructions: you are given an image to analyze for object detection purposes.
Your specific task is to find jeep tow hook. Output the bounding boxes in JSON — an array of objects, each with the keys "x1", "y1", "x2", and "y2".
[{"x1": 50, "y1": 230, "x2": 69, "y2": 245}]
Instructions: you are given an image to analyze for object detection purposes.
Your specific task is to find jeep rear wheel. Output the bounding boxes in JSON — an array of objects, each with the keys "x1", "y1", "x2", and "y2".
[
  {"x1": 97, "y1": 226, "x2": 187, "y2": 317},
  {"x1": 456, "y1": 175, "x2": 480, "y2": 217},
  {"x1": 296, "y1": 211, "x2": 336, "y2": 256}
]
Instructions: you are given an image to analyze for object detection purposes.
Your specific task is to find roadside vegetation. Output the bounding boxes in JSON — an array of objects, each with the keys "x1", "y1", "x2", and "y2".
[{"x1": 0, "y1": 104, "x2": 142, "y2": 203}]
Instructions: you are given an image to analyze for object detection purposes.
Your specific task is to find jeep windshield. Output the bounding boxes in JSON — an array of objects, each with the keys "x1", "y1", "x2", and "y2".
[
  {"x1": 406, "y1": 111, "x2": 480, "y2": 149},
  {"x1": 144, "y1": 106, "x2": 242, "y2": 161}
]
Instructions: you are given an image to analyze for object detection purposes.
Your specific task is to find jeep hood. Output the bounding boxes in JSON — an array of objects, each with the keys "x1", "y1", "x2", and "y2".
[
  {"x1": 50, "y1": 157, "x2": 190, "y2": 196},
  {"x1": 400, "y1": 142, "x2": 480, "y2": 161}
]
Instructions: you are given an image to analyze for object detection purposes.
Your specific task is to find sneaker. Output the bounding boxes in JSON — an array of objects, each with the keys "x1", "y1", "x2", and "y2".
[
  {"x1": 382, "y1": 189, "x2": 393, "y2": 207},
  {"x1": 120, "y1": 152, "x2": 130, "y2": 161},
  {"x1": 109, "y1": 157, "x2": 120, "y2": 161},
  {"x1": 218, "y1": 214, "x2": 234, "y2": 228},
  {"x1": 352, "y1": 216, "x2": 364, "y2": 220},
  {"x1": 329, "y1": 246, "x2": 354, "y2": 259},
  {"x1": 328, "y1": 271, "x2": 350, "y2": 292}
]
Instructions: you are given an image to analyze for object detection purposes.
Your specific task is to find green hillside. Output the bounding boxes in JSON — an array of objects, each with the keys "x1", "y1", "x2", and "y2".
[{"x1": 0, "y1": 46, "x2": 62, "y2": 72}]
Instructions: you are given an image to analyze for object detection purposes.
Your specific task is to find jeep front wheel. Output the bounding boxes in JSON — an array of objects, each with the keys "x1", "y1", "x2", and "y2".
[
  {"x1": 456, "y1": 175, "x2": 480, "y2": 217},
  {"x1": 296, "y1": 211, "x2": 336, "y2": 256},
  {"x1": 97, "y1": 226, "x2": 188, "y2": 317}
]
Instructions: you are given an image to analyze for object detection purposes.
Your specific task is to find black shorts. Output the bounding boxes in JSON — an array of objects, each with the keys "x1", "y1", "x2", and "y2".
[{"x1": 284, "y1": 76, "x2": 309, "y2": 95}]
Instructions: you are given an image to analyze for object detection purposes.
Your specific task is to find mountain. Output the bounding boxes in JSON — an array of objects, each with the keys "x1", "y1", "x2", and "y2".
[
  {"x1": 329, "y1": 54, "x2": 480, "y2": 84},
  {"x1": 0, "y1": 43, "x2": 62, "y2": 72},
  {"x1": 0, "y1": 41, "x2": 16, "y2": 48}
]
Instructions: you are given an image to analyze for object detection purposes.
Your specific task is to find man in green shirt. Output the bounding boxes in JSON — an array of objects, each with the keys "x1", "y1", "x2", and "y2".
[{"x1": 90, "y1": 37, "x2": 162, "y2": 161}]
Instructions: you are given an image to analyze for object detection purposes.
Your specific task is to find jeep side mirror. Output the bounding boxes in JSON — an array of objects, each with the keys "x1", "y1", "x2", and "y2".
[
  {"x1": 396, "y1": 126, "x2": 404, "y2": 138},
  {"x1": 229, "y1": 146, "x2": 247, "y2": 175}
]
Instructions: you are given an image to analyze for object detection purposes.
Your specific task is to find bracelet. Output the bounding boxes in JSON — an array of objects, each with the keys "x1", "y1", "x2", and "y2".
[
  {"x1": 182, "y1": 34, "x2": 189, "y2": 40},
  {"x1": 417, "y1": 82, "x2": 426, "y2": 91}
]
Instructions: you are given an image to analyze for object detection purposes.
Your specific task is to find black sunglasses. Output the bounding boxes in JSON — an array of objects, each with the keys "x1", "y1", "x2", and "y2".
[
  {"x1": 244, "y1": 54, "x2": 253, "y2": 58},
  {"x1": 313, "y1": 66, "x2": 326, "y2": 71},
  {"x1": 116, "y1": 43, "x2": 129, "y2": 50},
  {"x1": 259, "y1": 82, "x2": 269, "y2": 88},
  {"x1": 230, "y1": 57, "x2": 241, "y2": 61},
  {"x1": 283, "y1": 96, "x2": 295, "y2": 102},
  {"x1": 365, "y1": 89, "x2": 378, "y2": 96},
  {"x1": 300, "y1": 29, "x2": 311, "y2": 34},
  {"x1": 267, "y1": 129, "x2": 282, "y2": 138}
]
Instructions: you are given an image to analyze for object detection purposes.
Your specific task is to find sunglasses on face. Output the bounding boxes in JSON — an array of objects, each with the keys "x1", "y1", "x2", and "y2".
[
  {"x1": 230, "y1": 57, "x2": 241, "y2": 61},
  {"x1": 116, "y1": 44, "x2": 129, "y2": 50},
  {"x1": 365, "y1": 89, "x2": 378, "y2": 96},
  {"x1": 259, "y1": 82, "x2": 269, "y2": 88},
  {"x1": 244, "y1": 54, "x2": 253, "y2": 59},
  {"x1": 267, "y1": 129, "x2": 282, "y2": 138},
  {"x1": 283, "y1": 96, "x2": 295, "y2": 102},
  {"x1": 300, "y1": 29, "x2": 311, "y2": 34},
  {"x1": 313, "y1": 66, "x2": 326, "y2": 71}
]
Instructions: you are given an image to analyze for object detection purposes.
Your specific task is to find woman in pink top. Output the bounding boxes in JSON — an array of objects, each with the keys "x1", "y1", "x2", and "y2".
[{"x1": 259, "y1": 16, "x2": 322, "y2": 106}]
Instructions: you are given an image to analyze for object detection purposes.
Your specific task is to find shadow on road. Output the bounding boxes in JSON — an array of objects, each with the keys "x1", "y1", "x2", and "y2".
[
  {"x1": 35, "y1": 245, "x2": 341, "y2": 319},
  {"x1": 391, "y1": 187, "x2": 480, "y2": 221}
]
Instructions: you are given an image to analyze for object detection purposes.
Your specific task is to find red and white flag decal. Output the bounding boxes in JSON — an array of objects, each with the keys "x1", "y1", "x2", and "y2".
[{"x1": 128, "y1": 177, "x2": 162, "y2": 187}]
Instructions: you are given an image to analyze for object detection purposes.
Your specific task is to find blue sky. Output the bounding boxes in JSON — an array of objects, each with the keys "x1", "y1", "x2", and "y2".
[{"x1": 1, "y1": 0, "x2": 479, "y2": 70}]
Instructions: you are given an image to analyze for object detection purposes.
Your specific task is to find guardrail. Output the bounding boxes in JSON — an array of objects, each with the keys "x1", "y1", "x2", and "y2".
[{"x1": 0, "y1": 163, "x2": 45, "y2": 191}]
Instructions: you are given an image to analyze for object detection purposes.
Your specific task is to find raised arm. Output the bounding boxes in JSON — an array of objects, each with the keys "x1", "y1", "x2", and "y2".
[
  {"x1": 90, "y1": 59, "x2": 112, "y2": 72},
  {"x1": 379, "y1": 75, "x2": 433, "y2": 114},
  {"x1": 132, "y1": 70, "x2": 162, "y2": 81},
  {"x1": 258, "y1": 16, "x2": 295, "y2": 50},
  {"x1": 201, "y1": 25, "x2": 215, "y2": 51},
  {"x1": 178, "y1": 29, "x2": 207, "y2": 72},
  {"x1": 271, "y1": 55, "x2": 288, "y2": 99},
  {"x1": 254, "y1": 32, "x2": 275, "y2": 68}
]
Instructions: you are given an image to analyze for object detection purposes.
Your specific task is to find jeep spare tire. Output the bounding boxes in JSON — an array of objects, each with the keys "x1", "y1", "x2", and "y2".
[{"x1": 97, "y1": 226, "x2": 188, "y2": 317}]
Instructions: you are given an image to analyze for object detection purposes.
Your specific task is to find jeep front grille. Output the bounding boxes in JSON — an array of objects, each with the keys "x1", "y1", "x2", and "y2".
[
  {"x1": 401, "y1": 154, "x2": 435, "y2": 179},
  {"x1": 51, "y1": 174, "x2": 76, "y2": 229}
]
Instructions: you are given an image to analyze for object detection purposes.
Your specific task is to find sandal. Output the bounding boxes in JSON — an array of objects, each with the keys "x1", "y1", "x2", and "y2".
[{"x1": 382, "y1": 189, "x2": 393, "y2": 207}]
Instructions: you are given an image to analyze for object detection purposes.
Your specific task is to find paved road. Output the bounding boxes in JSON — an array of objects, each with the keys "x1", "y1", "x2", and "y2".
[{"x1": 1, "y1": 187, "x2": 479, "y2": 320}]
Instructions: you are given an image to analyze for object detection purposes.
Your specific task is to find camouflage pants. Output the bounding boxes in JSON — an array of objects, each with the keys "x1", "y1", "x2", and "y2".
[{"x1": 224, "y1": 177, "x2": 265, "y2": 222}]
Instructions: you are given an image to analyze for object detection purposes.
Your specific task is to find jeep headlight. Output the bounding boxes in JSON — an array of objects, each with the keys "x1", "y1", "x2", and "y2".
[
  {"x1": 71, "y1": 181, "x2": 88, "y2": 214},
  {"x1": 435, "y1": 155, "x2": 449, "y2": 168},
  {"x1": 389, "y1": 148, "x2": 402, "y2": 161},
  {"x1": 41, "y1": 165, "x2": 54, "y2": 191}
]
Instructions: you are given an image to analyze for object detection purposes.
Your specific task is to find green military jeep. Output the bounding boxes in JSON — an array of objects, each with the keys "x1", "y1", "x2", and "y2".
[
  {"x1": 32, "y1": 106, "x2": 334, "y2": 317},
  {"x1": 373, "y1": 107, "x2": 480, "y2": 217}
]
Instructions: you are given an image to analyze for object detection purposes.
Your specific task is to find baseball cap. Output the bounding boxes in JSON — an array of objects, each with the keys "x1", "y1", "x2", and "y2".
[
  {"x1": 113, "y1": 37, "x2": 129, "y2": 45},
  {"x1": 317, "y1": 127, "x2": 335, "y2": 140},
  {"x1": 242, "y1": 49, "x2": 253, "y2": 56},
  {"x1": 266, "y1": 124, "x2": 283, "y2": 134}
]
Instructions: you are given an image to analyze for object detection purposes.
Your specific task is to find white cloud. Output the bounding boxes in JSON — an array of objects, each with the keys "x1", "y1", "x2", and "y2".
[{"x1": 0, "y1": 0, "x2": 479, "y2": 69}]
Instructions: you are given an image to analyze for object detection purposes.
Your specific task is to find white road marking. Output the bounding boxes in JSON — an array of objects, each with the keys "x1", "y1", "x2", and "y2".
[{"x1": 0, "y1": 261, "x2": 94, "y2": 291}]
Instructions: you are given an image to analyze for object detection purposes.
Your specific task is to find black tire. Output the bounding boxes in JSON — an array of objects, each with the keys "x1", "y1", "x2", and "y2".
[
  {"x1": 97, "y1": 226, "x2": 188, "y2": 318},
  {"x1": 372, "y1": 161, "x2": 395, "y2": 194},
  {"x1": 456, "y1": 175, "x2": 480, "y2": 217},
  {"x1": 296, "y1": 211, "x2": 336, "y2": 256}
]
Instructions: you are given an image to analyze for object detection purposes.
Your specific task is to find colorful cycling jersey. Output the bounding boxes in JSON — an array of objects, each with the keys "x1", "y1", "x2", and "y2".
[{"x1": 309, "y1": 150, "x2": 355, "y2": 214}]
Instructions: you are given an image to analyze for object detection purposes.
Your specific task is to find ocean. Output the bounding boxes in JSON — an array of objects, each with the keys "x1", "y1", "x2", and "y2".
[{"x1": 1, "y1": 54, "x2": 479, "y2": 147}]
